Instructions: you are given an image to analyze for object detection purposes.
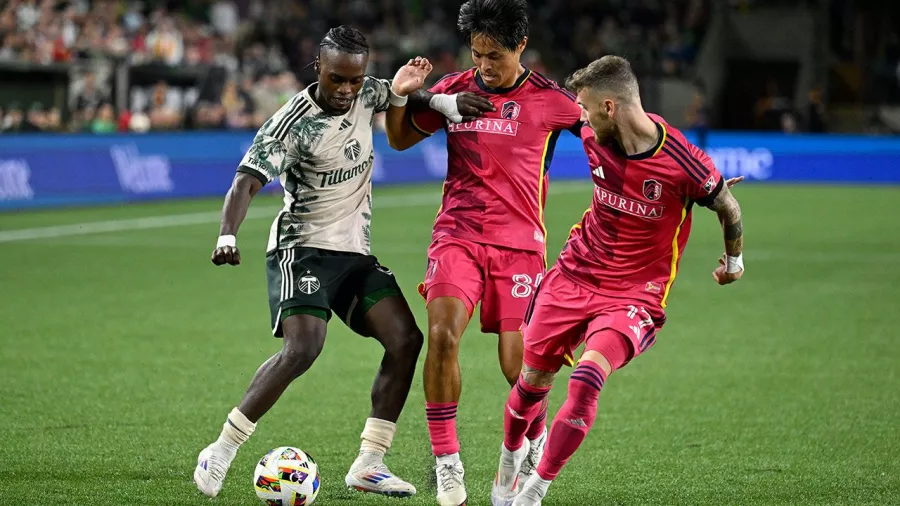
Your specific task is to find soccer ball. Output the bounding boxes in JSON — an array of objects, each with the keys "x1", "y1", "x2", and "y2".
[{"x1": 253, "y1": 446, "x2": 321, "y2": 506}]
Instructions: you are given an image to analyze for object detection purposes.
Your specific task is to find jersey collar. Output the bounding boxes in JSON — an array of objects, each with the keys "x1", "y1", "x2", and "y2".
[
  {"x1": 624, "y1": 122, "x2": 667, "y2": 160},
  {"x1": 474, "y1": 67, "x2": 532, "y2": 94}
]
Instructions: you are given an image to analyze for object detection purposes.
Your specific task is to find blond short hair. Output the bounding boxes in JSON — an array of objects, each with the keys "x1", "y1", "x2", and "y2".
[{"x1": 565, "y1": 55, "x2": 640, "y2": 102}]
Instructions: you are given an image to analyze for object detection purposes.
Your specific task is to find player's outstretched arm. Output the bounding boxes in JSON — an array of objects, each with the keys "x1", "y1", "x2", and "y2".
[
  {"x1": 211, "y1": 172, "x2": 263, "y2": 266},
  {"x1": 708, "y1": 184, "x2": 744, "y2": 284},
  {"x1": 385, "y1": 57, "x2": 433, "y2": 151}
]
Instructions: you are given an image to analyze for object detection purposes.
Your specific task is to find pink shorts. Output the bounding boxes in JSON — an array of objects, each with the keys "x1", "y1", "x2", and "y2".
[
  {"x1": 522, "y1": 267, "x2": 666, "y2": 372},
  {"x1": 418, "y1": 235, "x2": 545, "y2": 334}
]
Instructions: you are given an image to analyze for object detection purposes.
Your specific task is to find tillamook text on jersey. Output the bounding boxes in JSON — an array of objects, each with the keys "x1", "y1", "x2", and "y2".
[{"x1": 319, "y1": 157, "x2": 372, "y2": 187}]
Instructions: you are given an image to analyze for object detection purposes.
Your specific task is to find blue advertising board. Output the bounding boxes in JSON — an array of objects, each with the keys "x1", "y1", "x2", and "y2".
[{"x1": 0, "y1": 130, "x2": 897, "y2": 210}]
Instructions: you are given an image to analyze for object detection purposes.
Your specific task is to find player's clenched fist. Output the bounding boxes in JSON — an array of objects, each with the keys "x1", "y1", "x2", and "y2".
[
  {"x1": 712, "y1": 253, "x2": 743, "y2": 285},
  {"x1": 211, "y1": 242, "x2": 241, "y2": 266}
]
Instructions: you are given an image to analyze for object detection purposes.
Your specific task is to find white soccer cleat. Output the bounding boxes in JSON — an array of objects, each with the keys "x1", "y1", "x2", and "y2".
[
  {"x1": 516, "y1": 428, "x2": 547, "y2": 493},
  {"x1": 193, "y1": 443, "x2": 236, "y2": 498},
  {"x1": 345, "y1": 455, "x2": 417, "y2": 498},
  {"x1": 435, "y1": 456, "x2": 467, "y2": 506},
  {"x1": 490, "y1": 439, "x2": 531, "y2": 506}
]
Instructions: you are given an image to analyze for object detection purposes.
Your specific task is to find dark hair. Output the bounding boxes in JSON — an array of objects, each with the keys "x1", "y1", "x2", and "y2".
[
  {"x1": 319, "y1": 25, "x2": 369, "y2": 55},
  {"x1": 457, "y1": 0, "x2": 529, "y2": 52},
  {"x1": 565, "y1": 55, "x2": 640, "y2": 101}
]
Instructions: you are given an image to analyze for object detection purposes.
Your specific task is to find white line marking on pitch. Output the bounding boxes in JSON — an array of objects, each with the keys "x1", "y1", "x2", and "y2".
[{"x1": 0, "y1": 185, "x2": 593, "y2": 243}]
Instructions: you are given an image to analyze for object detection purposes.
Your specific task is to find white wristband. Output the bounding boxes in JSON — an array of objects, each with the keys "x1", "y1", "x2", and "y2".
[
  {"x1": 725, "y1": 253, "x2": 744, "y2": 273},
  {"x1": 389, "y1": 89, "x2": 408, "y2": 107},
  {"x1": 429, "y1": 93, "x2": 463, "y2": 123},
  {"x1": 217, "y1": 235, "x2": 236, "y2": 248}
]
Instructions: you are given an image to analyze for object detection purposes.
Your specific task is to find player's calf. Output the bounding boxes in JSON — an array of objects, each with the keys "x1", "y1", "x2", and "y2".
[
  {"x1": 526, "y1": 332, "x2": 630, "y2": 501},
  {"x1": 498, "y1": 330, "x2": 525, "y2": 386},
  {"x1": 238, "y1": 315, "x2": 327, "y2": 420},
  {"x1": 504, "y1": 373, "x2": 552, "y2": 452},
  {"x1": 491, "y1": 369, "x2": 552, "y2": 505}
]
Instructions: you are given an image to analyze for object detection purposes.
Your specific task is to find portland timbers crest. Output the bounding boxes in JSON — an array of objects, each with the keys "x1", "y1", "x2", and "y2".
[{"x1": 344, "y1": 139, "x2": 362, "y2": 161}]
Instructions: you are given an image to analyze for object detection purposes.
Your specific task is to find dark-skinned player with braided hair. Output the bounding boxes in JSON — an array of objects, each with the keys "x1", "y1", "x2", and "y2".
[{"x1": 192, "y1": 26, "x2": 493, "y2": 499}]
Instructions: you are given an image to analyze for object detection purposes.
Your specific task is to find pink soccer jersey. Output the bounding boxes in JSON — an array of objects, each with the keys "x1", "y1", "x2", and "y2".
[
  {"x1": 556, "y1": 114, "x2": 724, "y2": 313},
  {"x1": 411, "y1": 67, "x2": 582, "y2": 254}
]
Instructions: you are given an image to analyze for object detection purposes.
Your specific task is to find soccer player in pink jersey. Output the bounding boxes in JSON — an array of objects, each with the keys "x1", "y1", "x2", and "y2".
[
  {"x1": 384, "y1": 0, "x2": 583, "y2": 503},
  {"x1": 488, "y1": 55, "x2": 746, "y2": 506}
]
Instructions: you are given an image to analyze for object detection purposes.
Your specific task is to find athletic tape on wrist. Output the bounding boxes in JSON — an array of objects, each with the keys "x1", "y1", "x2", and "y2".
[
  {"x1": 429, "y1": 93, "x2": 462, "y2": 123},
  {"x1": 217, "y1": 235, "x2": 236, "y2": 248},
  {"x1": 725, "y1": 253, "x2": 744, "y2": 273},
  {"x1": 389, "y1": 89, "x2": 408, "y2": 107}
]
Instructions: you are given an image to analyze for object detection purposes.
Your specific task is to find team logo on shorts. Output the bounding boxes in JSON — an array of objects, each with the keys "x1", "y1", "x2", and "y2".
[
  {"x1": 642, "y1": 179, "x2": 663, "y2": 201},
  {"x1": 425, "y1": 259, "x2": 438, "y2": 281},
  {"x1": 375, "y1": 264, "x2": 393, "y2": 276},
  {"x1": 344, "y1": 139, "x2": 362, "y2": 162},
  {"x1": 501, "y1": 101, "x2": 521, "y2": 120},
  {"x1": 298, "y1": 273, "x2": 321, "y2": 295}
]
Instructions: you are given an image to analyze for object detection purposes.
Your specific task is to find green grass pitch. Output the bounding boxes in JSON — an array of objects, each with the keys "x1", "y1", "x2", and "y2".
[{"x1": 0, "y1": 181, "x2": 898, "y2": 505}]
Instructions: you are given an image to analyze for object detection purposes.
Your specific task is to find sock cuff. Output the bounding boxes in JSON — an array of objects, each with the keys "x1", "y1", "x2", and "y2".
[
  {"x1": 425, "y1": 401, "x2": 458, "y2": 409},
  {"x1": 515, "y1": 377, "x2": 551, "y2": 401},
  {"x1": 361, "y1": 417, "x2": 396, "y2": 450},
  {"x1": 228, "y1": 407, "x2": 256, "y2": 435},
  {"x1": 569, "y1": 361, "x2": 607, "y2": 391},
  {"x1": 425, "y1": 402, "x2": 458, "y2": 420},
  {"x1": 573, "y1": 359, "x2": 607, "y2": 378}
]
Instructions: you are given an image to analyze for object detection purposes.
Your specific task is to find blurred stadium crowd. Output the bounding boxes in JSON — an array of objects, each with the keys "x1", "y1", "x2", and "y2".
[
  {"x1": 0, "y1": 0, "x2": 897, "y2": 134},
  {"x1": 0, "y1": 0, "x2": 712, "y2": 134}
]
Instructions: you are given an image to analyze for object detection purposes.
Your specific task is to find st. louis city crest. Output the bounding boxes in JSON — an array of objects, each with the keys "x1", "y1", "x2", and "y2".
[
  {"x1": 501, "y1": 101, "x2": 521, "y2": 120},
  {"x1": 642, "y1": 179, "x2": 662, "y2": 201}
]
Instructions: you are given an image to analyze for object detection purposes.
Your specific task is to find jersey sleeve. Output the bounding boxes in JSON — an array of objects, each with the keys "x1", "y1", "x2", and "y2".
[
  {"x1": 409, "y1": 75, "x2": 456, "y2": 137},
  {"x1": 237, "y1": 132, "x2": 290, "y2": 185},
  {"x1": 542, "y1": 84, "x2": 583, "y2": 135},
  {"x1": 684, "y1": 145, "x2": 724, "y2": 207},
  {"x1": 363, "y1": 76, "x2": 392, "y2": 113}
]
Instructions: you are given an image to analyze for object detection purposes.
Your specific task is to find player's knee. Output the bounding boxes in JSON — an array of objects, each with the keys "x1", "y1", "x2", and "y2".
[
  {"x1": 427, "y1": 321, "x2": 462, "y2": 358},
  {"x1": 385, "y1": 324, "x2": 424, "y2": 363},
  {"x1": 279, "y1": 323, "x2": 326, "y2": 377}
]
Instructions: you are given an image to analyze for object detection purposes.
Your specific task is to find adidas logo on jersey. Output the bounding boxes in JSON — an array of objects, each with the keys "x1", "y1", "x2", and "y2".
[
  {"x1": 339, "y1": 119, "x2": 352, "y2": 131},
  {"x1": 592, "y1": 166, "x2": 605, "y2": 179}
]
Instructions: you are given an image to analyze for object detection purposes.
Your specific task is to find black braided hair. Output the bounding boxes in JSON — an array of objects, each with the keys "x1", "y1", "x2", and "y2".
[{"x1": 319, "y1": 25, "x2": 369, "y2": 55}]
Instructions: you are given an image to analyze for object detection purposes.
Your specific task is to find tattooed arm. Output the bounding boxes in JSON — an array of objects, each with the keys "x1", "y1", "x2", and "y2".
[{"x1": 707, "y1": 184, "x2": 744, "y2": 285}]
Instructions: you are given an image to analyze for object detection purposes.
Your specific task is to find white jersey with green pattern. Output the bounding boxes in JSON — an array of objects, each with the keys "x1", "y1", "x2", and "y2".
[{"x1": 238, "y1": 77, "x2": 391, "y2": 254}]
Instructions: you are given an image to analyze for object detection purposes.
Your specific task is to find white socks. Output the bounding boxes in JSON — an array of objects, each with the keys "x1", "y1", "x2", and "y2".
[
  {"x1": 359, "y1": 417, "x2": 397, "y2": 458},
  {"x1": 522, "y1": 474, "x2": 552, "y2": 500},
  {"x1": 215, "y1": 412, "x2": 394, "y2": 469},
  {"x1": 217, "y1": 407, "x2": 256, "y2": 451},
  {"x1": 436, "y1": 452, "x2": 461, "y2": 466}
]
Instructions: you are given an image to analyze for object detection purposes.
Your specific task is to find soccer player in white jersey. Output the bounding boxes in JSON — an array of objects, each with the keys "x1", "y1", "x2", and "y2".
[{"x1": 191, "y1": 26, "x2": 482, "y2": 499}]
